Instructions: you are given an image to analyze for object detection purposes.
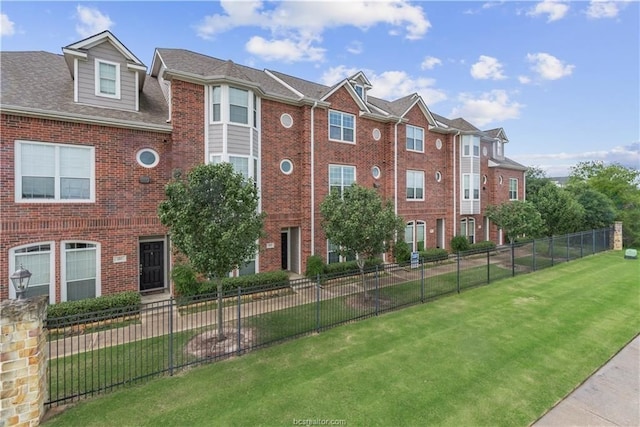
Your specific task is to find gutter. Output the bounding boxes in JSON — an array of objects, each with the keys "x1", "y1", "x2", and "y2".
[
  {"x1": 310, "y1": 101, "x2": 318, "y2": 256},
  {"x1": 453, "y1": 131, "x2": 460, "y2": 237}
]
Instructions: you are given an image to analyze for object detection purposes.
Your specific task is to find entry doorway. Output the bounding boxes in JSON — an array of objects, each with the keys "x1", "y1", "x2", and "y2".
[
  {"x1": 280, "y1": 227, "x2": 300, "y2": 274},
  {"x1": 139, "y1": 239, "x2": 166, "y2": 292}
]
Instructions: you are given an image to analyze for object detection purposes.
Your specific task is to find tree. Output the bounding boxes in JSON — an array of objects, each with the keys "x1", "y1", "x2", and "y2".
[
  {"x1": 565, "y1": 182, "x2": 616, "y2": 230},
  {"x1": 525, "y1": 166, "x2": 553, "y2": 196},
  {"x1": 527, "y1": 182, "x2": 585, "y2": 237},
  {"x1": 486, "y1": 201, "x2": 544, "y2": 244},
  {"x1": 320, "y1": 184, "x2": 404, "y2": 298},
  {"x1": 158, "y1": 163, "x2": 265, "y2": 339},
  {"x1": 569, "y1": 161, "x2": 640, "y2": 247}
]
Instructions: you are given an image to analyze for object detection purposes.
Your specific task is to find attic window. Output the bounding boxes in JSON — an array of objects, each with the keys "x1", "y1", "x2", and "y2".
[
  {"x1": 95, "y1": 59, "x2": 120, "y2": 99},
  {"x1": 354, "y1": 84, "x2": 365, "y2": 100}
]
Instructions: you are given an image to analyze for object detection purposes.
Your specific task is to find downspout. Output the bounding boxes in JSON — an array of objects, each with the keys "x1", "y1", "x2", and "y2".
[
  {"x1": 394, "y1": 118, "x2": 402, "y2": 215},
  {"x1": 310, "y1": 101, "x2": 318, "y2": 255},
  {"x1": 453, "y1": 131, "x2": 460, "y2": 237}
]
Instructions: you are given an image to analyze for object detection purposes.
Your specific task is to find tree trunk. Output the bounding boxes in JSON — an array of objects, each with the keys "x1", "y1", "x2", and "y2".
[
  {"x1": 357, "y1": 257, "x2": 368, "y2": 300},
  {"x1": 216, "y1": 279, "x2": 226, "y2": 340}
]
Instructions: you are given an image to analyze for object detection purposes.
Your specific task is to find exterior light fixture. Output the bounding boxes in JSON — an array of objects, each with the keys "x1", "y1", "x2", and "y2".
[{"x1": 10, "y1": 264, "x2": 32, "y2": 300}]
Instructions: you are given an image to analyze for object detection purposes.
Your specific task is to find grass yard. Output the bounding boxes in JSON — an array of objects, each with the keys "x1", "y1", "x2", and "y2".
[{"x1": 44, "y1": 251, "x2": 639, "y2": 426}]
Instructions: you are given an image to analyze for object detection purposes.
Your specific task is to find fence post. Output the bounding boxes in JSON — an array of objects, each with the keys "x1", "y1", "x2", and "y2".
[
  {"x1": 316, "y1": 274, "x2": 321, "y2": 333},
  {"x1": 168, "y1": 298, "x2": 174, "y2": 376},
  {"x1": 487, "y1": 249, "x2": 491, "y2": 283},
  {"x1": 511, "y1": 243, "x2": 515, "y2": 277},
  {"x1": 375, "y1": 266, "x2": 380, "y2": 316},
  {"x1": 420, "y1": 258, "x2": 425, "y2": 303},
  {"x1": 237, "y1": 286, "x2": 242, "y2": 356},
  {"x1": 456, "y1": 252, "x2": 461, "y2": 294}
]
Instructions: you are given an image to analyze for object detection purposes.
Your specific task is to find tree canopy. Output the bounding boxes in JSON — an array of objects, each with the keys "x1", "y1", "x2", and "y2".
[
  {"x1": 486, "y1": 201, "x2": 544, "y2": 244},
  {"x1": 527, "y1": 181, "x2": 585, "y2": 237}
]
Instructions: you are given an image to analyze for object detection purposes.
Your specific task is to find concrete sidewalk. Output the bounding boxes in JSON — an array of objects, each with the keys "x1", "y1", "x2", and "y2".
[{"x1": 533, "y1": 334, "x2": 640, "y2": 426}]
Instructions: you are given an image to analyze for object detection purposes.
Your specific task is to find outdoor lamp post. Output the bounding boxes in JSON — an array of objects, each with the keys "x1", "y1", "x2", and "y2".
[{"x1": 10, "y1": 264, "x2": 32, "y2": 300}]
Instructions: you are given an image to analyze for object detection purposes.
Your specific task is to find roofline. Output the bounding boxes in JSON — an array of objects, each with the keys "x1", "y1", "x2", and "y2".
[
  {"x1": 1, "y1": 106, "x2": 172, "y2": 133},
  {"x1": 64, "y1": 30, "x2": 145, "y2": 66}
]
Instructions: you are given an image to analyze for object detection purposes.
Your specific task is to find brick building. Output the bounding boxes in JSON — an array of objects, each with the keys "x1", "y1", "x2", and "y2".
[{"x1": 0, "y1": 31, "x2": 526, "y2": 303}]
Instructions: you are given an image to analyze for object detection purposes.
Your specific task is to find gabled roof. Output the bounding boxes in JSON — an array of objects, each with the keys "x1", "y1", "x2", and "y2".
[
  {"x1": 321, "y1": 78, "x2": 370, "y2": 113},
  {"x1": 484, "y1": 127, "x2": 509, "y2": 142},
  {"x1": 488, "y1": 157, "x2": 527, "y2": 171},
  {"x1": 0, "y1": 51, "x2": 169, "y2": 130}
]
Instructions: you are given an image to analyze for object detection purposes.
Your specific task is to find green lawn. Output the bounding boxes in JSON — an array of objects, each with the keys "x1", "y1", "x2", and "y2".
[{"x1": 44, "y1": 251, "x2": 639, "y2": 426}]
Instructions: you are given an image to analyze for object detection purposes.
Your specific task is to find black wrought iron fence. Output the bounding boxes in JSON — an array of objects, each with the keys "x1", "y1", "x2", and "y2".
[{"x1": 45, "y1": 227, "x2": 612, "y2": 407}]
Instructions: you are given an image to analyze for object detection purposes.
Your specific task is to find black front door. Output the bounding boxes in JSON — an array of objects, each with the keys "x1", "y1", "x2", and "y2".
[
  {"x1": 140, "y1": 241, "x2": 164, "y2": 291},
  {"x1": 281, "y1": 232, "x2": 288, "y2": 270}
]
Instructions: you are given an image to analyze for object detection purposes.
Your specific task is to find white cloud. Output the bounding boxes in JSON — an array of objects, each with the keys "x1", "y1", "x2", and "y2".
[
  {"x1": 196, "y1": 0, "x2": 430, "y2": 62},
  {"x1": 421, "y1": 56, "x2": 442, "y2": 70},
  {"x1": 470, "y1": 55, "x2": 507, "y2": 80},
  {"x1": 518, "y1": 75, "x2": 532, "y2": 84},
  {"x1": 320, "y1": 66, "x2": 447, "y2": 105},
  {"x1": 346, "y1": 41, "x2": 363, "y2": 55},
  {"x1": 246, "y1": 35, "x2": 325, "y2": 62},
  {"x1": 75, "y1": 5, "x2": 113, "y2": 38},
  {"x1": 527, "y1": 0, "x2": 570, "y2": 22},
  {"x1": 450, "y1": 90, "x2": 523, "y2": 127},
  {"x1": 526, "y1": 52, "x2": 575, "y2": 80},
  {"x1": 585, "y1": 1, "x2": 625, "y2": 19},
  {"x1": 1, "y1": 13, "x2": 15, "y2": 37}
]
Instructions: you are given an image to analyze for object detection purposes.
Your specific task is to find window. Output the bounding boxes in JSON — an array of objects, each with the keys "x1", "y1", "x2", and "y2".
[
  {"x1": 329, "y1": 110, "x2": 355, "y2": 143},
  {"x1": 462, "y1": 174, "x2": 480, "y2": 200},
  {"x1": 460, "y1": 218, "x2": 476, "y2": 244},
  {"x1": 509, "y1": 178, "x2": 518, "y2": 200},
  {"x1": 136, "y1": 149, "x2": 159, "y2": 168},
  {"x1": 497, "y1": 141, "x2": 503, "y2": 157},
  {"x1": 95, "y1": 60, "x2": 120, "y2": 98},
  {"x1": 329, "y1": 165, "x2": 355, "y2": 196},
  {"x1": 405, "y1": 221, "x2": 426, "y2": 252},
  {"x1": 16, "y1": 141, "x2": 94, "y2": 202},
  {"x1": 406, "y1": 125, "x2": 424, "y2": 152},
  {"x1": 280, "y1": 113, "x2": 293, "y2": 128},
  {"x1": 229, "y1": 87, "x2": 249, "y2": 124},
  {"x1": 253, "y1": 94, "x2": 258, "y2": 128},
  {"x1": 371, "y1": 166, "x2": 381, "y2": 180},
  {"x1": 211, "y1": 86, "x2": 221, "y2": 122},
  {"x1": 353, "y1": 84, "x2": 364, "y2": 100},
  {"x1": 327, "y1": 240, "x2": 355, "y2": 264},
  {"x1": 62, "y1": 242, "x2": 99, "y2": 302},
  {"x1": 280, "y1": 159, "x2": 293, "y2": 175},
  {"x1": 406, "y1": 170, "x2": 424, "y2": 200},
  {"x1": 9, "y1": 243, "x2": 54, "y2": 301},
  {"x1": 462, "y1": 136, "x2": 480, "y2": 157},
  {"x1": 229, "y1": 156, "x2": 249, "y2": 179}
]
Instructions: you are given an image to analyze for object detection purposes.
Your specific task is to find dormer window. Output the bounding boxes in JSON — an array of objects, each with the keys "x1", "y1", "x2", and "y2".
[
  {"x1": 95, "y1": 59, "x2": 120, "y2": 99},
  {"x1": 354, "y1": 84, "x2": 365, "y2": 100}
]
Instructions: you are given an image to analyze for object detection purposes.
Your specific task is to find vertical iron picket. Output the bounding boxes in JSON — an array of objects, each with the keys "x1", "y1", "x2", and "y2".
[
  {"x1": 375, "y1": 266, "x2": 380, "y2": 316},
  {"x1": 511, "y1": 243, "x2": 515, "y2": 277},
  {"x1": 420, "y1": 259, "x2": 425, "y2": 303},
  {"x1": 533, "y1": 239, "x2": 537, "y2": 271},
  {"x1": 316, "y1": 274, "x2": 321, "y2": 333},
  {"x1": 456, "y1": 253, "x2": 461, "y2": 293},
  {"x1": 237, "y1": 287, "x2": 242, "y2": 356},
  {"x1": 487, "y1": 249, "x2": 491, "y2": 283}
]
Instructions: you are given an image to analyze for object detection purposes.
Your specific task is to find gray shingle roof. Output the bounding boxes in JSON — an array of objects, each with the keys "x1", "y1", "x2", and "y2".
[{"x1": 1, "y1": 51, "x2": 169, "y2": 128}]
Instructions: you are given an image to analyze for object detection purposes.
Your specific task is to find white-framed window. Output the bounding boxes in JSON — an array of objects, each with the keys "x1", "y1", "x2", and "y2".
[
  {"x1": 406, "y1": 125, "x2": 424, "y2": 152},
  {"x1": 280, "y1": 159, "x2": 293, "y2": 175},
  {"x1": 136, "y1": 149, "x2": 159, "y2": 168},
  {"x1": 253, "y1": 94, "x2": 258, "y2": 128},
  {"x1": 371, "y1": 165, "x2": 381, "y2": 180},
  {"x1": 406, "y1": 170, "x2": 425, "y2": 200},
  {"x1": 329, "y1": 164, "x2": 355, "y2": 197},
  {"x1": 496, "y1": 141, "x2": 503, "y2": 157},
  {"x1": 228, "y1": 156, "x2": 250, "y2": 179},
  {"x1": 62, "y1": 241, "x2": 100, "y2": 302},
  {"x1": 211, "y1": 86, "x2": 222, "y2": 122},
  {"x1": 405, "y1": 221, "x2": 426, "y2": 252},
  {"x1": 509, "y1": 178, "x2": 518, "y2": 200},
  {"x1": 460, "y1": 218, "x2": 476, "y2": 244},
  {"x1": 462, "y1": 136, "x2": 480, "y2": 157},
  {"x1": 329, "y1": 110, "x2": 355, "y2": 143},
  {"x1": 9, "y1": 242, "x2": 55, "y2": 301},
  {"x1": 462, "y1": 174, "x2": 480, "y2": 200},
  {"x1": 95, "y1": 59, "x2": 120, "y2": 99},
  {"x1": 353, "y1": 84, "x2": 365, "y2": 100},
  {"x1": 229, "y1": 87, "x2": 249, "y2": 124},
  {"x1": 15, "y1": 140, "x2": 95, "y2": 203},
  {"x1": 327, "y1": 240, "x2": 356, "y2": 264}
]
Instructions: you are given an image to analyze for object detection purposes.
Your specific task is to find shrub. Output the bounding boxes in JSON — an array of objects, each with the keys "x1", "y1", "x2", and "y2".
[
  {"x1": 450, "y1": 235, "x2": 470, "y2": 252},
  {"x1": 324, "y1": 258, "x2": 383, "y2": 276},
  {"x1": 198, "y1": 270, "x2": 290, "y2": 296},
  {"x1": 419, "y1": 248, "x2": 449, "y2": 262},
  {"x1": 305, "y1": 255, "x2": 325, "y2": 279},
  {"x1": 469, "y1": 241, "x2": 497, "y2": 252},
  {"x1": 393, "y1": 240, "x2": 411, "y2": 264},
  {"x1": 171, "y1": 263, "x2": 200, "y2": 296},
  {"x1": 47, "y1": 291, "x2": 141, "y2": 320}
]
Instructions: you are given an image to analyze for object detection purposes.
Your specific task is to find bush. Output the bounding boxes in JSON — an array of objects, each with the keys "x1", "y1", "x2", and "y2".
[
  {"x1": 198, "y1": 270, "x2": 290, "y2": 296},
  {"x1": 305, "y1": 255, "x2": 325, "y2": 279},
  {"x1": 393, "y1": 240, "x2": 411, "y2": 264},
  {"x1": 469, "y1": 241, "x2": 497, "y2": 252},
  {"x1": 47, "y1": 291, "x2": 141, "y2": 319},
  {"x1": 171, "y1": 263, "x2": 199, "y2": 296},
  {"x1": 419, "y1": 248, "x2": 449, "y2": 262},
  {"x1": 450, "y1": 235, "x2": 470, "y2": 252},
  {"x1": 324, "y1": 258, "x2": 383, "y2": 276}
]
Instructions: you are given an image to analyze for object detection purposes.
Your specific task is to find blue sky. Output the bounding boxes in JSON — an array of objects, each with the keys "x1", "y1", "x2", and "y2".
[{"x1": 1, "y1": 1, "x2": 638, "y2": 176}]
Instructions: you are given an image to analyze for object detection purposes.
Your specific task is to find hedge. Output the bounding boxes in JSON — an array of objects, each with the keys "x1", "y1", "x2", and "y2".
[
  {"x1": 46, "y1": 291, "x2": 141, "y2": 320},
  {"x1": 323, "y1": 258, "x2": 384, "y2": 276},
  {"x1": 418, "y1": 248, "x2": 449, "y2": 262},
  {"x1": 196, "y1": 270, "x2": 290, "y2": 297}
]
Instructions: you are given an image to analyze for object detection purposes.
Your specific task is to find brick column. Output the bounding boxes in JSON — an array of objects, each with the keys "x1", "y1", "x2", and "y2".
[
  {"x1": 1, "y1": 296, "x2": 48, "y2": 426},
  {"x1": 613, "y1": 221, "x2": 623, "y2": 250}
]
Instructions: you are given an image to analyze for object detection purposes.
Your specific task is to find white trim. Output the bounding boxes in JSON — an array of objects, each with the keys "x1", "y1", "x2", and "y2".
[
  {"x1": 328, "y1": 164, "x2": 356, "y2": 196},
  {"x1": 73, "y1": 58, "x2": 79, "y2": 103},
  {"x1": 134, "y1": 71, "x2": 139, "y2": 111},
  {"x1": 15, "y1": 140, "x2": 95, "y2": 203},
  {"x1": 328, "y1": 109, "x2": 356, "y2": 144},
  {"x1": 94, "y1": 59, "x2": 121, "y2": 99},
  {"x1": 406, "y1": 124, "x2": 425, "y2": 153},
  {"x1": 8, "y1": 242, "x2": 56, "y2": 302},
  {"x1": 61, "y1": 241, "x2": 101, "y2": 302},
  {"x1": 406, "y1": 170, "x2": 425, "y2": 201},
  {"x1": 280, "y1": 159, "x2": 293, "y2": 175}
]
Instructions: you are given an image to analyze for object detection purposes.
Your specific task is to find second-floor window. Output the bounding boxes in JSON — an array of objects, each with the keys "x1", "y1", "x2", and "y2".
[
  {"x1": 211, "y1": 86, "x2": 222, "y2": 122},
  {"x1": 15, "y1": 141, "x2": 94, "y2": 202},
  {"x1": 406, "y1": 125, "x2": 424, "y2": 152},
  {"x1": 95, "y1": 60, "x2": 120, "y2": 99},
  {"x1": 463, "y1": 174, "x2": 480, "y2": 200},
  {"x1": 509, "y1": 178, "x2": 518, "y2": 200},
  {"x1": 329, "y1": 164, "x2": 355, "y2": 197},
  {"x1": 462, "y1": 136, "x2": 480, "y2": 157},
  {"x1": 329, "y1": 110, "x2": 355, "y2": 143},
  {"x1": 229, "y1": 87, "x2": 249, "y2": 124},
  {"x1": 406, "y1": 170, "x2": 424, "y2": 200}
]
